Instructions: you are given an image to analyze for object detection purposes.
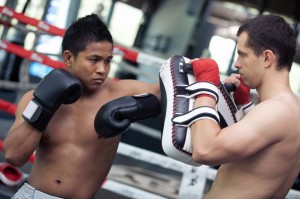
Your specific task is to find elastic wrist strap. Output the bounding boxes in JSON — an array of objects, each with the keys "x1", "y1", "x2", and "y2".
[
  {"x1": 172, "y1": 106, "x2": 220, "y2": 127},
  {"x1": 22, "y1": 99, "x2": 53, "y2": 132},
  {"x1": 185, "y1": 82, "x2": 219, "y2": 102}
]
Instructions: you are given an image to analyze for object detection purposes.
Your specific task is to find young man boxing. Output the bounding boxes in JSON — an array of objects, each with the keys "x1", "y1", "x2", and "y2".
[
  {"x1": 3, "y1": 14, "x2": 160, "y2": 199},
  {"x1": 186, "y1": 14, "x2": 300, "y2": 198}
]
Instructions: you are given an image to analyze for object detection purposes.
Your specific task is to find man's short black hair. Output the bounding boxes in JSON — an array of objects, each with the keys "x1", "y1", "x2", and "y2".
[{"x1": 62, "y1": 14, "x2": 113, "y2": 57}]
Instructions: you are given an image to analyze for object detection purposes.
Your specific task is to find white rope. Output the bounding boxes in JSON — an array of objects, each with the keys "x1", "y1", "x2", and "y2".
[
  {"x1": 117, "y1": 142, "x2": 191, "y2": 173},
  {"x1": 130, "y1": 123, "x2": 161, "y2": 140},
  {"x1": 0, "y1": 80, "x2": 36, "y2": 90},
  {"x1": 102, "y1": 179, "x2": 168, "y2": 199}
]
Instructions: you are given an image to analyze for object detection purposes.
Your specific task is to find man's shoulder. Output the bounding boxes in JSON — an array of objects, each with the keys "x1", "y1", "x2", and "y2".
[{"x1": 246, "y1": 96, "x2": 295, "y2": 124}]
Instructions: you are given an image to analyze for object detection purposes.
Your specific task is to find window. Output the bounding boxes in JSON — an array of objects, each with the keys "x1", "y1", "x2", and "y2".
[
  {"x1": 109, "y1": 2, "x2": 143, "y2": 47},
  {"x1": 208, "y1": 35, "x2": 236, "y2": 74}
]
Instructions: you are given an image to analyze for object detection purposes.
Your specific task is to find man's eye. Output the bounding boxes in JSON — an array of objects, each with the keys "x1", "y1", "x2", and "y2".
[{"x1": 237, "y1": 53, "x2": 244, "y2": 57}]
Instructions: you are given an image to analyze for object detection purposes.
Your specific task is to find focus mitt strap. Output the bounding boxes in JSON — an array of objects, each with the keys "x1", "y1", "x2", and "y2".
[
  {"x1": 172, "y1": 106, "x2": 220, "y2": 127},
  {"x1": 184, "y1": 82, "x2": 219, "y2": 102},
  {"x1": 239, "y1": 101, "x2": 254, "y2": 115}
]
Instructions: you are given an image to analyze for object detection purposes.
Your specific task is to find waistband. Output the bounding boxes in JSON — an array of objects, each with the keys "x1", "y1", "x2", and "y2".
[{"x1": 12, "y1": 182, "x2": 64, "y2": 199}]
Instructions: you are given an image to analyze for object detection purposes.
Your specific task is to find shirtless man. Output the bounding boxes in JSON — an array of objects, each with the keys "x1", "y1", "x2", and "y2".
[
  {"x1": 189, "y1": 15, "x2": 300, "y2": 198},
  {"x1": 3, "y1": 14, "x2": 160, "y2": 199}
]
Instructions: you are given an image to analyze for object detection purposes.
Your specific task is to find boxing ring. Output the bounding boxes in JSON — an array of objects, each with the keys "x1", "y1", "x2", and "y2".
[{"x1": 0, "y1": 5, "x2": 299, "y2": 199}]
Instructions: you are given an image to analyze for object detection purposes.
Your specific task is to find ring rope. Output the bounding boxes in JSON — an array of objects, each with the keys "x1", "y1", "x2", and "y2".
[
  {"x1": 0, "y1": 80, "x2": 36, "y2": 91},
  {"x1": 0, "y1": 39, "x2": 163, "y2": 74},
  {"x1": 0, "y1": 6, "x2": 165, "y2": 69},
  {"x1": 0, "y1": 19, "x2": 46, "y2": 36},
  {"x1": 0, "y1": 6, "x2": 65, "y2": 36},
  {"x1": 0, "y1": 39, "x2": 65, "y2": 69},
  {"x1": 130, "y1": 123, "x2": 161, "y2": 140},
  {"x1": 0, "y1": 99, "x2": 17, "y2": 115}
]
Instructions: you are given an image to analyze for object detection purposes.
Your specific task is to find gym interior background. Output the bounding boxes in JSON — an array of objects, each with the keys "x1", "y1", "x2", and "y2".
[{"x1": 0, "y1": 0, "x2": 300, "y2": 198}]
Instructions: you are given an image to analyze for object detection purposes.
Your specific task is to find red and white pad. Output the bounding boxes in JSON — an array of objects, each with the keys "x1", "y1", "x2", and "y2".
[
  {"x1": 159, "y1": 55, "x2": 245, "y2": 166},
  {"x1": 0, "y1": 162, "x2": 24, "y2": 186}
]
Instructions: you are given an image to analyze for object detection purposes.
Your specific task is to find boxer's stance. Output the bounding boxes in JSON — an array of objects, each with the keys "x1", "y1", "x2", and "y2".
[
  {"x1": 3, "y1": 14, "x2": 160, "y2": 199},
  {"x1": 187, "y1": 15, "x2": 300, "y2": 199}
]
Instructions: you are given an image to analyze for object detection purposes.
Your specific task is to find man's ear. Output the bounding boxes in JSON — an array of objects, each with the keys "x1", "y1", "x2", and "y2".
[
  {"x1": 63, "y1": 50, "x2": 73, "y2": 67},
  {"x1": 262, "y1": 49, "x2": 276, "y2": 68}
]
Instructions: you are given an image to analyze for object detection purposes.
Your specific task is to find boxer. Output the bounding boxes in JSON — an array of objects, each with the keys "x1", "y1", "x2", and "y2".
[
  {"x1": 187, "y1": 15, "x2": 300, "y2": 199},
  {"x1": 4, "y1": 14, "x2": 160, "y2": 199}
]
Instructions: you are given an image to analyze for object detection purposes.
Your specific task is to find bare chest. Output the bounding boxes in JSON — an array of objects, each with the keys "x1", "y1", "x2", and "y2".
[
  {"x1": 39, "y1": 86, "x2": 125, "y2": 150},
  {"x1": 43, "y1": 100, "x2": 108, "y2": 145}
]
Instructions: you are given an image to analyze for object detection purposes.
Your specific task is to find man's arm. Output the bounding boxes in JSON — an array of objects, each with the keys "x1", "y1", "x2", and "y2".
[
  {"x1": 3, "y1": 69, "x2": 82, "y2": 167},
  {"x1": 192, "y1": 101, "x2": 287, "y2": 165},
  {"x1": 189, "y1": 59, "x2": 284, "y2": 166},
  {"x1": 3, "y1": 91, "x2": 42, "y2": 167},
  {"x1": 115, "y1": 79, "x2": 160, "y2": 100}
]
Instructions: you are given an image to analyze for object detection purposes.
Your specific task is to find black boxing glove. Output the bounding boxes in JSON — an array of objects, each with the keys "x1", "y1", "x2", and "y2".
[
  {"x1": 94, "y1": 93, "x2": 161, "y2": 138},
  {"x1": 22, "y1": 69, "x2": 82, "y2": 131}
]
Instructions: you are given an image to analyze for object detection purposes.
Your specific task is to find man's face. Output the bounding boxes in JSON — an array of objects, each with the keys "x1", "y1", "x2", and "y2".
[
  {"x1": 234, "y1": 32, "x2": 265, "y2": 89},
  {"x1": 68, "y1": 41, "x2": 113, "y2": 92}
]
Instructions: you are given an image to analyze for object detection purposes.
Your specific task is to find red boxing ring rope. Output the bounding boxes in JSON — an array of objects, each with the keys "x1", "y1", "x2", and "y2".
[
  {"x1": 0, "y1": 6, "x2": 65, "y2": 37},
  {"x1": 0, "y1": 39, "x2": 65, "y2": 69},
  {"x1": 0, "y1": 5, "x2": 164, "y2": 69},
  {"x1": 0, "y1": 99, "x2": 17, "y2": 115}
]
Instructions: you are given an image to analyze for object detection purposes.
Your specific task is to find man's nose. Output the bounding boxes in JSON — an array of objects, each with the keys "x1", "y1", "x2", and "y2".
[
  {"x1": 96, "y1": 62, "x2": 106, "y2": 73},
  {"x1": 233, "y1": 60, "x2": 241, "y2": 69}
]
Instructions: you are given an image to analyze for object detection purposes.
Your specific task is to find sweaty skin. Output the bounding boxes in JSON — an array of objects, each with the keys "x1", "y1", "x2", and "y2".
[
  {"x1": 4, "y1": 41, "x2": 160, "y2": 199},
  {"x1": 191, "y1": 32, "x2": 300, "y2": 199}
]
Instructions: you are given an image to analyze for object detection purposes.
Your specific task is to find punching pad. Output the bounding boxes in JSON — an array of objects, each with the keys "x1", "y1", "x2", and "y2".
[{"x1": 159, "y1": 55, "x2": 243, "y2": 166}]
